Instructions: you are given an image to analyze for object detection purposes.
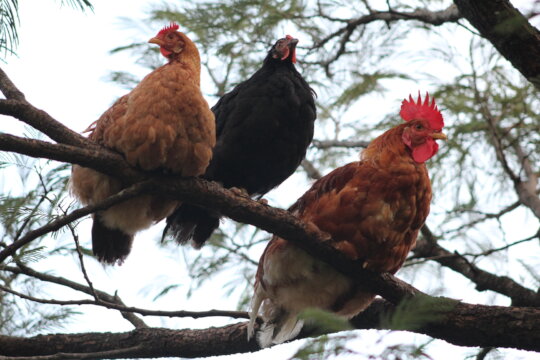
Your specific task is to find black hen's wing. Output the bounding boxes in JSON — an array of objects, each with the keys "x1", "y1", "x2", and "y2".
[
  {"x1": 206, "y1": 65, "x2": 316, "y2": 194},
  {"x1": 165, "y1": 64, "x2": 316, "y2": 247}
]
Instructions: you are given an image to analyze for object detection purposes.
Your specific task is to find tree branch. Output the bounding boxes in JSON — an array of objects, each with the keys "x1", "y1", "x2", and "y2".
[
  {"x1": 301, "y1": 158, "x2": 323, "y2": 180},
  {"x1": 2, "y1": 264, "x2": 250, "y2": 321},
  {"x1": 1, "y1": 299, "x2": 539, "y2": 358},
  {"x1": 0, "y1": 98, "x2": 91, "y2": 148},
  {"x1": 311, "y1": 4, "x2": 460, "y2": 51},
  {"x1": 453, "y1": 0, "x2": 540, "y2": 90},
  {"x1": 2, "y1": 125, "x2": 531, "y2": 311},
  {"x1": 483, "y1": 106, "x2": 540, "y2": 221},
  {"x1": 0, "y1": 67, "x2": 25, "y2": 101},
  {"x1": 312, "y1": 139, "x2": 369, "y2": 149},
  {"x1": 413, "y1": 226, "x2": 540, "y2": 307},
  {"x1": 0, "y1": 68, "x2": 420, "y2": 306},
  {"x1": 0, "y1": 132, "x2": 141, "y2": 181},
  {"x1": 0, "y1": 181, "x2": 154, "y2": 264}
]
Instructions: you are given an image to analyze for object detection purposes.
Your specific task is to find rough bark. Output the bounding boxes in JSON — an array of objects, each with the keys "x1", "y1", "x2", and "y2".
[{"x1": 454, "y1": 0, "x2": 540, "y2": 90}]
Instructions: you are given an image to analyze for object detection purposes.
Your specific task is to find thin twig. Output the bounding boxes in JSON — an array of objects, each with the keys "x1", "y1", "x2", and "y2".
[
  {"x1": 412, "y1": 226, "x2": 540, "y2": 307},
  {"x1": 312, "y1": 139, "x2": 369, "y2": 149},
  {"x1": 443, "y1": 200, "x2": 521, "y2": 235},
  {"x1": 301, "y1": 158, "x2": 323, "y2": 180},
  {"x1": 68, "y1": 221, "x2": 98, "y2": 301},
  {"x1": 0, "y1": 181, "x2": 154, "y2": 264},
  {"x1": 0, "y1": 284, "x2": 96, "y2": 306},
  {"x1": 2, "y1": 264, "x2": 250, "y2": 320},
  {"x1": 12, "y1": 176, "x2": 52, "y2": 241},
  {"x1": 310, "y1": 5, "x2": 460, "y2": 52}
]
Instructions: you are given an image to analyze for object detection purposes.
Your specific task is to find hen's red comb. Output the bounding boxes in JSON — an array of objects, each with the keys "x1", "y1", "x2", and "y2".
[
  {"x1": 158, "y1": 22, "x2": 179, "y2": 36},
  {"x1": 400, "y1": 92, "x2": 444, "y2": 130},
  {"x1": 285, "y1": 34, "x2": 294, "y2": 40}
]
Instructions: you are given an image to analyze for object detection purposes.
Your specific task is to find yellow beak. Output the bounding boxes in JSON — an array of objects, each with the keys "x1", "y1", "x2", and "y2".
[
  {"x1": 148, "y1": 37, "x2": 164, "y2": 46},
  {"x1": 431, "y1": 132, "x2": 447, "y2": 141}
]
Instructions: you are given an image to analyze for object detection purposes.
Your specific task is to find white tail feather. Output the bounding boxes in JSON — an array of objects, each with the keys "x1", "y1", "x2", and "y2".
[
  {"x1": 257, "y1": 310, "x2": 303, "y2": 348},
  {"x1": 271, "y1": 316, "x2": 303, "y2": 345},
  {"x1": 248, "y1": 288, "x2": 264, "y2": 341}
]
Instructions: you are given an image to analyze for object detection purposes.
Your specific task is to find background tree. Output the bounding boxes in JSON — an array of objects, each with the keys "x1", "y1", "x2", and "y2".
[
  {"x1": 0, "y1": 0, "x2": 93, "y2": 55},
  {"x1": 1, "y1": 0, "x2": 540, "y2": 359}
]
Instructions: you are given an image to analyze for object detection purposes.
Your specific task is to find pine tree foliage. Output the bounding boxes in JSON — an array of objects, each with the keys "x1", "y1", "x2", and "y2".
[{"x1": 0, "y1": 0, "x2": 93, "y2": 56}]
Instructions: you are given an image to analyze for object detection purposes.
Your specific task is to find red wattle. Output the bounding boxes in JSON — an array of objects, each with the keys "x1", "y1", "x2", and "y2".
[
  {"x1": 412, "y1": 138, "x2": 439, "y2": 163},
  {"x1": 160, "y1": 47, "x2": 172, "y2": 57}
]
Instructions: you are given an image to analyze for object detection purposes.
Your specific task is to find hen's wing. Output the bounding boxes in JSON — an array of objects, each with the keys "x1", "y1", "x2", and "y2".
[
  {"x1": 206, "y1": 68, "x2": 315, "y2": 194},
  {"x1": 294, "y1": 159, "x2": 429, "y2": 273}
]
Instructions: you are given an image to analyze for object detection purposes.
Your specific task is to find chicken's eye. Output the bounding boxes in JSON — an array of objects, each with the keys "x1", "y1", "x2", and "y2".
[
  {"x1": 167, "y1": 33, "x2": 174, "y2": 39},
  {"x1": 415, "y1": 124, "x2": 424, "y2": 130}
]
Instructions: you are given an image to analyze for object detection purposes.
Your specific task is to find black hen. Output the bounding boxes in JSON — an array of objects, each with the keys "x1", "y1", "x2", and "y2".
[{"x1": 164, "y1": 35, "x2": 317, "y2": 247}]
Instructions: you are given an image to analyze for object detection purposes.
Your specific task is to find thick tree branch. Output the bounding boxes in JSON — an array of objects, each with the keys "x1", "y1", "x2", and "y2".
[
  {"x1": 413, "y1": 226, "x2": 540, "y2": 307},
  {"x1": 0, "y1": 67, "x2": 25, "y2": 101},
  {"x1": 0, "y1": 74, "x2": 420, "y2": 306},
  {"x1": 454, "y1": 0, "x2": 540, "y2": 90},
  {"x1": 1, "y1": 299, "x2": 539, "y2": 357},
  {"x1": 0, "y1": 67, "x2": 94, "y2": 148},
  {"x1": 0, "y1": 132, "x2": 142, "y2": 180},
  {"x1": 154, "y1": 177, "x2": 423, "y2": 304},
  {"x1": 2, "y1": 121, "x2": 534, "y2": 310},
  {"x1": 0, "y1": 99, "x2": 91, "y2": 148}
]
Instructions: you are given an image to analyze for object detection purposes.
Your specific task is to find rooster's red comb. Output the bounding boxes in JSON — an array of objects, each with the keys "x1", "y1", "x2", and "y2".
[
  {"x1": 157, "y1": 22, "x2": 180, "y2": 36},
  {"x1": 400, "y1": 92, "x2": 444, "y2": 130}
]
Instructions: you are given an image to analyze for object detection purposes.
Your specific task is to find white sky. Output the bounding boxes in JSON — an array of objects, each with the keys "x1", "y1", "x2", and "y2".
[{"x1": 2, "y1": 1, "x2": 540, "y2": 360}]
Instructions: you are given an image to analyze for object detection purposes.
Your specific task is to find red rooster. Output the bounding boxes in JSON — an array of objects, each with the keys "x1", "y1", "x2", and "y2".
[
  {"x1": 70, "y1": 23, "x2": 215, "y2": 264},
  {"x1": 248, "y1": 93, "x2": 446, "y2": 347}
]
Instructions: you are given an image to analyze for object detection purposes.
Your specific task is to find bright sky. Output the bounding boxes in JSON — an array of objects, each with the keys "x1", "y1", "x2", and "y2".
[{"x1": 2, "y1": 1, "x2": 539, "y2": 360}]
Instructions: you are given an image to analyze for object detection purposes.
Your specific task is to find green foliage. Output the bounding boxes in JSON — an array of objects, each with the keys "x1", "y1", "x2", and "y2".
[
  {"x1": 0, "y1": 154, "x2": 73, "y2": 335},
  {"x1": 179, "y1": 222, "x2": 261, "y2": 305},
  {"x1": 381, "y1": 295, "x2": 458, "y2": 331},
  {"x1": 291, "y1": 333, "x2": 434, "y2": 360},
  {"x1": 0, "y1": 0, "x2": 18, "y2": 57},
  {"x1": 298, "y1": 308, "x2": 353, "y2": 336},
  {"x1": 332, "y1": 71, "x2": 410, "y2": 109},
  {"x1": 57, "y1": 0, "x2": 93, "y2": 12}
]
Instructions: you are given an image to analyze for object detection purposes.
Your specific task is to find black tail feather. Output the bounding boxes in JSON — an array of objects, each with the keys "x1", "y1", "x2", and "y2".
[
  {"x1": 164, "y1": 203, "x2": 220, "y2": 247},
  {"x1": 91, "y1": 214, "x2": 133, "y2": 265}
]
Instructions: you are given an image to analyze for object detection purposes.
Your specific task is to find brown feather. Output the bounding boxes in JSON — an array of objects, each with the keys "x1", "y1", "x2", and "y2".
[
  {"x1": 249, "y1": 120, "x2": 440, "y2": 347},
  {"x1": 70, "y1": 29, "x2": 215, "y2": 264}
]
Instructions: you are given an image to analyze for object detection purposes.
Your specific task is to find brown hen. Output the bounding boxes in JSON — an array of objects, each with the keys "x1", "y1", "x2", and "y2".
[
  {"x1": 248, "y1": 93, "x2": 446, "y2": 347},
  {"x1": 70, "y1": 23, "x2": 215, "y2": 265}
]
